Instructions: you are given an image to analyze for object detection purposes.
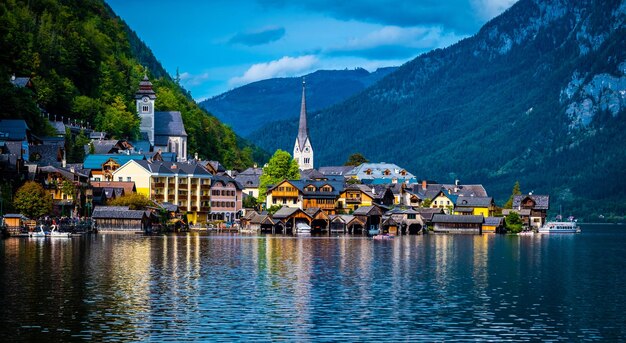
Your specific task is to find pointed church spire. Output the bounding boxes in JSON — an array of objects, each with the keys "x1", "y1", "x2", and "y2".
[{"x1": 297, "y1": 77, "x2": 308, "y2": 150}]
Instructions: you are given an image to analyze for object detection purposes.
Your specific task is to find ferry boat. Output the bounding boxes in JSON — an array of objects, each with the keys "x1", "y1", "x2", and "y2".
[{"x1": 538, "y1": 221, "x2": 581, "y2": 234}]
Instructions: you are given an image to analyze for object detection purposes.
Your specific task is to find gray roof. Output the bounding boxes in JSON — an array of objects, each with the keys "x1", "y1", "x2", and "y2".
[
  {"x1": 212, "y1": 174, "x2": 243, "y2": 190},
  {"x1": 353, "y1": 206, "x2": 381, "y2": 216},
  {"x1": 346, "y1": 163, "x2": 415, "y2": 181},
  {"x1": 503, "y1": 209, "x2": 531, "y2": 216},
  {"x1": 432, "y1": 214, "x2": 484, "y2": 224},
  {"x1": 455, "y1": 197, "x2": 493, "y2": 208},
  {"x1": 484, "y1": 217, "x2": 504, "y2": 226},
  {"x1": 92, "y1": 206, "x2": 147, "y2": 219},
  {"x1": 235, "y1": 168, "x2": 262, "y2": 188},
  {"x1": 159, "y1": 202, "x2": 179, "y2": 212},
  {"x1": 29, "y1": 144, "x2": 62, "y2": 166},
  {"x1": 155, "y1": 111, "x2": 187, "y2": 137},
  {"x1": 49, "y1": 121, "x2": 66, "y2": 136},
  {"x1": 300, "y1": 168, "x2": 326, "y2": 180},
  {"x1": 133, "y1": 160, "x2": 211, "y2": 176},
  {"x1": 513, "y1": 195, "x2": 550, "y2": 210},
  {"x1": 318, "y1": 166, "x2": 353, "y2": 176},
  {"x1": 0, "y1": 120, "x2": 29, "y2": 141},
  {"x1": 273, "y1": 206, "x2": 304, "y2": 219},
  {"x1": 413, "y1": 208, "x2": 445, "y2": 221},
  {"x1": 91, "y1": 140, "x2": 120, "y2": 154},
  {"x1": 412, "y1": 183, "x2": 488, "y2": 198}
]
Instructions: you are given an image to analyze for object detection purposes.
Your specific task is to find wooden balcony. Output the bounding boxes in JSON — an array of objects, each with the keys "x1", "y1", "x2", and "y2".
[
  {"x1": 200, "y1": 206, "x2": 210, "y2": 212},
  {"x1": 153, "y1": 182, "x2": 165, "y2": 188},
  {"x1": 346, "y1": 197, "x2": 362, "y2": 204},
  {"x1": 154, "y1": 194, "x2": 164, "y2": 201},
  {"x1": 190, "y1": 206, "x2": 198, "y2": 211}
]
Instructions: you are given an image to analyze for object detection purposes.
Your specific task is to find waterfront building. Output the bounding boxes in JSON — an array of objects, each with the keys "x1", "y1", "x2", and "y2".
[
  {"x1": 83, "y1": 154, "x2": 147, "y2": 181},
  {"x1": 345, "y1": 163, "x2": 416, "y2": 185},
  {"x1": 352, "y1": 205, "x2": 382, "y2": 233},
  {"x1": 293, "y1": 79, "x2": 314, "y2": 170},
  {"x1": 431, "y1": 214, "x2": 484, "y2": 234},
  {"x1": 92, "y1": 206, "x2": 149, "y2": 232},
  {"x1": 483, "y1": 216, "x2": 504, "y2": 233},
  {"x1": 505, "y1": 194, "x2": 550, "y2": 228},
  {"x1": 209, "y1": 174, "x2": 243, "y2": 223},
  {"x1": 235, "y1": 167, "x2": 262, "y2": 198},
  {"x1": 338, "y1": 184, "x2": 375, "y2": 214},
  {"x1": 265, "y1": 179, "x2": 344, "y2": 215},
  {"x1": 90, "y1": 181, "x2": 136, "y2": 206},
  {"x1": 111, "y1": 160, "x2": 212, "y2": 224},
  {"x1": 453, "y1": 197, "x2": 496, "y2": 217},
  {"x1": 38, "y1": 165, "x2": 90, "y2": 216},
  {"x1": 383, "y1": 208, "x2": 424, "y2": 235},
  {"x1": 135, "y1": 75, "x2": 188, "y2": 161},
  {"x1": 429, "y1": 190, "x2": 458, "y2": 213},
  {"x1": 272, "y1": 206, "x2": 313, "y2": 233}
]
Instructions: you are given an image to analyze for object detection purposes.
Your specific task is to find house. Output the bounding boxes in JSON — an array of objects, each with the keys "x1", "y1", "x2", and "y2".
[
  {"x1": 265, "y1": 179, "x2": 344, "y2": 214},
  {"x1": 432, "y1": 214, "x2": 484, "y2": 234},
  {"x1": 37, "y1": 165, "x2": 90, "y2": 216},
  {"x1": 10, "y1": 75, "x2": 33, "y2": 89},
  {"x1": 83, "y1": 154, "x2": 147, "y2": 181},
  {"x1": 204, "y1": 160, "x2": 226, "y2": 175},
  {"x1": 135, "y1": 75, "x2": 187, "y2": 161},
  {"x1": 272, "y1": 206, "x2": 313, "y2": 234},
  {"x1": 3, "y1": 214, "x2": 28, "y2": 234},
  {"x1": 508, "y1": 194, "x2": 550, "y2": 228},
  {"x1": 91, "y1": 139, "x2": 134, "y2": 154},
  {"x1": 383, "y1": 208, "x2": 424, "y2": 235},
  {"x1": 90, "y1": 181, "x2": 136, "y2": 206},
  {"x1": 111, "y1": 160, "x2": 212, "y2": 224},
  {"x1": 413, "y1": 208, "x2": 445, "y2": 228},
  {"x1": 0, "y1": 119, "x2": 31, "y2": 172},
  {"x1": 28, "y1": 144, "x2": 63, "y2": 167},
  {"x1": 234, "y1": 167, "x2": 262, "y2": 198},
  {"x1": 318, "y1": 166, "x2": 354, "y2": 179},
  {"x1": 241, "y1": 211, "x2": 275, "y2": 233},
  {"x1": 92, "y1": 206, "x2": 149, "y2": 232},
  {"x1": 338, "y1": 184, "x2": 375, "y2": 214},
  {"x1": 454, "y1": 197, "x2": 495, "y2": 217},
  {"x1": 483, "y1": 216, "x2": 504, "y2": 233},
  {"x1": 430, "y1": 190, "x2": 458, "y2": 213},
  {"x1": 209, "y1": 174, "x2": 243, "y2": 224},
  {"x1": 305, "y1": 207, "x2": 331, "y2": 232},
  {"x1": 345, "y1": 162, "x2": 416, "y2": 184},
  {"x1": 352, "y1": 205, "x2": 382, "y2": 234}
]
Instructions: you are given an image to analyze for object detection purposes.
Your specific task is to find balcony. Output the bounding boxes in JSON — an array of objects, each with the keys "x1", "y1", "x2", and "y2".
[
  {"x1": 190, "y1": 206, "x2": 198, "y2": 211},
  {"x1": 179, "y1": 206, "x2": 188, "y2": 212},
  {"x1": 167, "y1": 183, "x2": 175, "y2": 189},
  {"x1": 178, "y1": 190, "x2": 188, "y2": 196},
  {"x1": 200, "y1": 206, "x2": 211, "y2": 212},
  {"x1": 201, "y1": 196, "x2": 211, "y2": 201},
  {"x1": 154, "y1": 194, "x2": 164, "y2": 201},
  {"x1": 153, "y1": 182, "x2": 165, "y2": 188},
  {"x1": 346, "y1": 197, "x2": 362, "y2": 204}
]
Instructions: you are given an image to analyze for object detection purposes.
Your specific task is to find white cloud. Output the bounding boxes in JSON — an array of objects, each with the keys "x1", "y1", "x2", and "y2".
[
  {"x1": 471, "y1": 0, "x2": 518, "y2": 20},
  {"x1": 229, "y1": 55, "x2": 319, "y2": 87},
  {"x1": 180, "y1": 72, "x2": 211, "y2": 87}
]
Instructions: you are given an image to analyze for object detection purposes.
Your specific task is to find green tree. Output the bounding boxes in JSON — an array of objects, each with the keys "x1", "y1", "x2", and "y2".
[
  {"x1": 266, "y1": 204, "x2": 282, "y2": 215},
  {"x1": 505, "y1": 211, "x2": 523, "y2": 233},
  {"x1": 503, "y1": 181, "x2": 521, "y2": 209},
  {"x1": 243, "y1": 194, "x2": 257, "y2": 209},
  {"x1": 344, "y1": 153, "x2": 369, "y2": 166},
  {"x1": 97, "y1": 96, "x2": 139, "y2": 139},
  {"x1": 108, "y1": 193, "x2": 154, "y2": 210},
  {"x1": 421, "y1": 198, "x2": 432, "y2": 208},
  {"x1": 258, "y1": 150, "x2": 300, "y2": 204},
  {"x1": 13, "y1": 181, "x2": 53, "y2": 219}
]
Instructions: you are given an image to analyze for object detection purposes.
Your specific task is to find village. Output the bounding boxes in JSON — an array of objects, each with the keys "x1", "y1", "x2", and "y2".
[{"x1": 0, "y1": 75, "x2": 550, "y2": 237}]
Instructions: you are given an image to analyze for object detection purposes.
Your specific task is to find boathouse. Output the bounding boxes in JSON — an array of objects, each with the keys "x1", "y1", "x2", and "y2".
[
  {"x1": 92, "y1": 206, "x2": 149, "y2": 232},
  {"x1": 432, "y1": 214, "x2": 484, "y2": 234}
]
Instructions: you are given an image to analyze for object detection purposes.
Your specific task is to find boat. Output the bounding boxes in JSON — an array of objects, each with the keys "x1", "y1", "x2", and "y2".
[
  {"x1": 538, "y1": 221, "x2": 581, "y2": 234},
  {"x1": 368, "y1": 227, "x2": 380, "y2": 236},
  {"x1": 518, "y1": 230, "x2": 535, "y2": 236},
  {"x1": 373, "y1": 234, "x2": 394, "y2": 240},
  {"x1": 49, "y1": 225, "x2": 72, "y2": 238},
  {"x1": 29, "y1": 225, "x2": 47, "y2": 238},
  {"x1": 296, "y1": 222, "x2": 311, "y2": 234}
]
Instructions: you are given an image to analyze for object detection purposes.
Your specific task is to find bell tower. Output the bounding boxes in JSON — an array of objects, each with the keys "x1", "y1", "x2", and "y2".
[
  {"x1": 293, "y1": 78, "x2": 314, "y2": 170},
  {"x1": 135, "y1": 71, "x2": 156, "y2": 146}
]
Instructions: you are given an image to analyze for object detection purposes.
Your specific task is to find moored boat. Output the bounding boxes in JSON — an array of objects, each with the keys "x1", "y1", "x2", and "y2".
[
  {"x1": 373, "y1": 234, "x2": 394, "y2": 240},
  {"x1": 538, "y1": 221, "x2": 581, "y2": 234},
  {"x1": 296, "y1": 222, "x2": 311, "y2": 234},
  {"x1": 49, "y1": 225, "x2": 72, "y2": 238},
  {"x1": 29, "y1": 225, "x2": 47, "y2": 238}
]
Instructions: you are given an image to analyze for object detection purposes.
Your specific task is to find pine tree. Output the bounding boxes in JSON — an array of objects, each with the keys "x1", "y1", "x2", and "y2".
[{"x1": 503, "y1": 181, "x2": 521, "y2": 209}]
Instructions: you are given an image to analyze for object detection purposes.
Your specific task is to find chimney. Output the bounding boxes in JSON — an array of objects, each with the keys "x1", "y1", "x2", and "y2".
[
  {"x1": 194, "y1": 152, "x2": 198, "y2": 160},
  {"x1": 62, "y1": 149, "x2": 66, "y2": 168},
  {"x1": 454, "y1": 179, "x2": 459, "y2": 193},
  {"x1": 371, "y1": 187, "x2": 376, "y2": 195},
  {"x1": 421, "y1": 180, "x2": 427, "y2": 191}
]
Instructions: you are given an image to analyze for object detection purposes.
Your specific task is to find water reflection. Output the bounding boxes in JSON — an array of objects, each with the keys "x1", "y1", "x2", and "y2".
[{"x1": 1, "y1": 227, "x2": 626, "y2": 341}]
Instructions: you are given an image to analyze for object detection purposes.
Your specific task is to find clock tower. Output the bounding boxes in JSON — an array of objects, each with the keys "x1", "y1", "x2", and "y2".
[
  {"x1": 293, "y1": 78, "x2": 314, "y2": 170},
  {"x1": 135, "y1": 73, "x2": 156, "y2": 146}
]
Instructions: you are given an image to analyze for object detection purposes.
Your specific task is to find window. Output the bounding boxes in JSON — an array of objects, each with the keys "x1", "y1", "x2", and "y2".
[
  {"x1": 282, "y1": 198, "x2": 286, "y2": 204},
  {"x1": 293, "y1": 198, "x2": 297, "y2": 204},
  {"x1": 272, "y1": 198, "x2": 277, "y2": 204},
  {"x1": 142, "y1": 105, "x2": 149, "y2": 112},
  {"x1": 127, "y1": 177, "x2": 131, "y2": 182},
  {"x1": 118, "y1": 177, "x2": 122, "y2": 182},
  {"x1": 94, "y1": 177, "x2": 101, "y2": 181},
  {"x1": 408, "y1": 214, "x2": 416, "y2": 219},
  {"x1": 447, "y1": 201, "x2": 450, "y2": 205},
  {"x1": 249, "y1": 191, "x2": 253, "y2": 196}
]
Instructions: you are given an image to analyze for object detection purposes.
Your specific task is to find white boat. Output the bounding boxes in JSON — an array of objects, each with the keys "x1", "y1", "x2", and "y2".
[
  {"x1": 296, "y1": 222, "x2": 311, "y2": 234},
  {"x1": 49, "y1": 225, "x2": 71, "y2": 238},
  {"x1": 538, "y1": 221, "x2": 581, "y2": 234},
  {"x1": 29, "y1": 225, "x2": 47, "y2": 238}
]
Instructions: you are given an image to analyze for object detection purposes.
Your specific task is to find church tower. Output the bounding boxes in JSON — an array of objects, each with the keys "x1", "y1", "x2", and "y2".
[
  {"x1": 135, "y1": 73, "x2": 156, "y2": 147},
  {"x1": 293, "y1": 78, "x2": 314, "y2": 170}
]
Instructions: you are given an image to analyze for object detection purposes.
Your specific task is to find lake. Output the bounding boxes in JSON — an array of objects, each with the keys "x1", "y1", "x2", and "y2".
[{"x1": 1, "y1": 224, "x2": 625, "y2": 341}]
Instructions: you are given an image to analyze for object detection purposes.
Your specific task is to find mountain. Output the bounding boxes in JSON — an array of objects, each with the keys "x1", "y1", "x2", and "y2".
[
  {"x1": 199, "y1": 67, "x2": 397, "y2": 137},
  {"x1": 249, "y1": 0, "x2": 626, "y2": 221},
  {"x1": 0, "y1": 0, "x2": 265, "y2": 169}
]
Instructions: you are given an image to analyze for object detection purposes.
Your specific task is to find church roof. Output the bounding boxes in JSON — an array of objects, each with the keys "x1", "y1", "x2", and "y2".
[
  {"x1": 296, "y1": 79, "x2": 310, "y2": 150},
  {"x1": 155, "y1": 111, "x2": 187, "y2": 137},
  {"x1": 135, "y1": 75, "x2": 156, "y2": 99}
]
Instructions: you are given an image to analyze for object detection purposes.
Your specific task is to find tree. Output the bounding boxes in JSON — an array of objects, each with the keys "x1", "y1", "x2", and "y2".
[
  {"x1": 258, "y1": 150, "x2": 300, "y2": 204},
  {"x1": 13, "y1": 182, "x2": 53, "y2": 219},
  {"x1": 505, "y1": 211, "x2": 523, "y2": 233},
  {"x1": 421, "y1": 198, "x2": 432, "y2": 208},
  {"x1": 97, "y1": 96, "x2": 139, "y2": 139},
  {"x1": 503, "y1": 181, "x2": 521, "y2": 209},
  {"x1": 242, "y1": 194, "x2": 257, "y2": 209},
  {"x1": 344, "y1": 153, "x2": 369, "y2": 166},
  {"x1": 108, "y1": 193, "x2": 154, "y2": 210},
  {"x1": 266, "y1": 204, "x2": 282, "y2": 215}
]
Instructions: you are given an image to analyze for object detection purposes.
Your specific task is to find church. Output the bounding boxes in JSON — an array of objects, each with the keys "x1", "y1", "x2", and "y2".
[
  {"x1": 135, "y1": 75, "x2": 188, "y2": 161},
  {"x1": 293, "y1": 79, "x2": 314, "y2": 170}
]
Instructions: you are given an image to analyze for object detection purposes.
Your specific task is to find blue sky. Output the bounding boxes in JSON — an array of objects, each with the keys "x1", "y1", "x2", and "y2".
[{"x1": 106, "y1": 0, "x2": 517, "y2": 101}]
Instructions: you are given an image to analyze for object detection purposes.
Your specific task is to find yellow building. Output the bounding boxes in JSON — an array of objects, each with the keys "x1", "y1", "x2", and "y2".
[
  {"x1": 453, "y1": 197, "x2": 495, "y2": 217},
  {"x1": 112, "y1": 160, "x2": 212, "y2": 224},
  {"x1": 337, "y1": 184, "x2": 375, "y2": 214},
  {"x1": 430, "y1": 191, "x2": 457, "y2": 214},
  {"x1": 265, "y1": 180, "x2": 303, "y2": 210}
]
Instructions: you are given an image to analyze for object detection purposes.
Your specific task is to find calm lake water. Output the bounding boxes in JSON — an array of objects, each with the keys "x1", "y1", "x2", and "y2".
[{"x1": 1, "y1": 224, "x2": 625, "y2": 341}]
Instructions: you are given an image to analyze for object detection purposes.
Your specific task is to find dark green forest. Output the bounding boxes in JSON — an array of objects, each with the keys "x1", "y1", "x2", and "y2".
[
  {"x1": 249, "y1": 0, "x2": 626, "y2": 221},
  {"x1": 0, "y1": 0, "x2": 266, "y2": 169}
]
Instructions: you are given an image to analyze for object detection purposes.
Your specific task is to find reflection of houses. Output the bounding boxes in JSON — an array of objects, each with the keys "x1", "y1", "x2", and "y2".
[
  {"x1": 432, "y1": 214, "x2": 483, "y2": 234},
  {"x1": 209, "y1": 174, "x2": 243, "y2": 223},
  {"x1": 111, "y1": 160, "x2": 212, "y2": 224},
  {"x1": 454, "y1": 197, "x2": 495, "y2": 217},
  {"x1": 92, "y1": 206, "x2": 149, "y2": 232},
  {"x1": 505, "y1": 194, "x2": 550, "y2": 228},
  {"x1": 382, "y1": 208, "x2": 424, "y2": 235}
]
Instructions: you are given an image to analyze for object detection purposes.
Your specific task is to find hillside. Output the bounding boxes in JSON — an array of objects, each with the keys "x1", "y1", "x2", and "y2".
[
  {"x1": 0, "y1": 0, "x2": 265, "y2": 169},
  {"x1": 200, "y1": 67, "x2": 396, "y2": 136},
  {"x1": 250, "y1": 0, "x2": 626, "y2": 221}
]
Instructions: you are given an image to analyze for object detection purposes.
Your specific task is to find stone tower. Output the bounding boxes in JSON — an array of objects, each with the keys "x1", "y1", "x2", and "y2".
[
  {"x1": 135, "y1": 73, "x2": 156, "y2": 146},
  {"x1": 293, "y1": 78, "x2": 313, "y2": 170}
]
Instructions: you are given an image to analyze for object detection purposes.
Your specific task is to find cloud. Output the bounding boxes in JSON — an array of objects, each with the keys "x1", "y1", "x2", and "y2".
[
  {"x1": 179, "y1": 72, "x2": 211, "y2": 87},
  {"x1": 471, "y1": 0, "x2": 519, "y2": 20},
  {"x1": 326, "y1": 26, "x2": 465, "y2": 60},
  {"x1": 229, "y1": 26, "x2": 286, "y2": 46},
  {"x1": 229, "y1": 55, "x2": 319, "y2": 87}
]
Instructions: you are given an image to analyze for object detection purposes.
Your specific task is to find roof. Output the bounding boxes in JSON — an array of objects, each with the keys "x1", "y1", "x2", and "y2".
[
  {"x1": 205, "y1": 160, "x2": 226, "y2": 174},
  {"x1": 432, "y1": 214, "x2": 484, "y2": 224},
  {"x1": 235, "y1": 168, "x2": 262, "y2": 188},
  {"x1": 83, "y1": 154, "x2": 146, "y2": 170},
  {"x1": 0, "y1": 120, "x2": 29, "y2": 141},
  {"x1": 39, "y1": 165, "x2": 88, "y2": 180},
  {"x1": 10, "y1": 76, "x2": 31, "y2": 88},
  {"x1": 296, "y1": 80, "x2": 309, "y2": 151},
  {"x1": 28, "y1": 145, "x2": 62, "y2": 166},
  {"x1": 49, "y1": 121, "x2": 66, "y2": 136},
  {"x1": 484, "y1": 217, "x2": 504, "y2": 226},
  {"x1": 300, "y1": 168, "x2": 326, "y2": 180},
  {"x1": 159, "y1": 202, "x2": 179, "y2": 212},
  {"x1": 273, "y1": 206, "x2": 307, "y2": 219},
  {"x1": 91, "y1": 181, "x2": 136, "y2": 195},
  {"x1": 346, "y1": 163, "x2": 415, "y2": 181},
  {"x1": 412, "y1": 183, "x2": 488, "y2": 198},
  {"x1": 455, "y1": 207, "x2": 474, "y2": 213},
  {"x1": 90, "y1": 131, "x2": 108, "y2": 140},
  {"x1": 318, "y1": 166, "x2": 353, "y2": 177},
  {"x1": 503, "y1": 208, "x2": 531, "y2": 216},
  {"x1": 155, "y1": 111, "x2": 187, "y2": 137},
  {"x1": 130, "y1": 140, "x2": 151, "y2": 154},
  {"x1": 212, "y1": 174, "x2": 243, "y2": 190},
  {"x1": 513, "y1": 195, "x2": 550, "y2": 210},
  {"x1": 268, "y1": 179, "x2": 344, "y2": 197},
  {"x1": 3, "y1": 213, "x2": 27, "y2": 219},
  {"x1": 353, "y1": 206, "x2": 381, "y2": 216},
  {"x1": 130, "y1": 160, "x2": 211, "y2": 176},
  {"x1": 455, "y1": 197, "x2": 493, "y2": 208},
  {"x1": 92, "y1": 206, "x2": 146, "y2": 219}
]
